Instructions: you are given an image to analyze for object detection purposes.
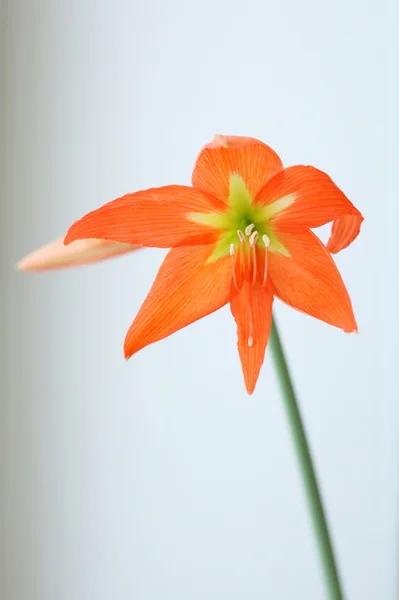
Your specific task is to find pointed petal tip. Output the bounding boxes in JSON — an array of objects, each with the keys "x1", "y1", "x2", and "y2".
[
  {"x1": 346, "y1": 325, "x2": 359, "y2": 335},
  {"x1": 124, "y1": 337, "x2": 132, "y2": 360},
  {"x1": 15, "y1": 259, "x2": 28, "y2": 272},
  {"x1": 16, "y1": 250, "x2": 52, "y2": 272},
  {"x1": 343, "y1": 314, "x2": 358, "y2": 334},
  {"x1": 122, "y1": 245, "x2": 232, "y2": 359},
  {"x1": 231, "y1": 281, "x2": 273, "y2": 399},
  {"x1": 245, "y1": 382, "x2": 256, "y2": 395},
  {"x1": 124, "y1": 345, "x2": 133, "y2": 361}
]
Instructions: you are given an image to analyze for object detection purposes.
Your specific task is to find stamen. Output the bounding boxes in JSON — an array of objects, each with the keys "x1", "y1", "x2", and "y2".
[
  {"x1": 230, "y1": 242, "x2": 243, "y2": 291},
  {"x1": 231, "y1": 254, "x2": 239, "y2": 291},
  {"x1": 252, "y1": 244, "x2": 257, "y2": 285},
  {"x1": 246, "y1": 240, "x2": 251, "y2": 280},
  {"x1": 230, "y1": 243, "x2": 240, "y2": 291},
  {"x1": 262, "y1": 251, "x2": 268, "y2": 287},
  {"x1": 245, "y1": 223, "x2": 255, "y2": 236},
  {"x1": 236, "y1": 240, "x2": 244, "y2": 287},
  {"x1": 249, "y1": 231, "x2": 259, "y2": 246},
  {"x1": 248, "y1": 308, "x2": 254, "y2": 347},
  {"x1": 237, "y1": 230, "x2": 245, "y2": 243},
  {"x1": 262, "y1": 235, "x2": 270, "y2": 287},
  {"x1": 262, "y1": 234, "x2": 271, "y2": 248}
]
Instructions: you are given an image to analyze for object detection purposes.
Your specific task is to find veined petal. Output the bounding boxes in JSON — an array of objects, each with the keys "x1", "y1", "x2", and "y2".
[
  {"x1": 124, "y1": 245, "x2": 231, "y2": 358},
  {"x1": 326, "y1": 213, "x2": 364, "y2": 254},
  {"x1": 17, "y1": 238, "x2": 138, "y2": 271},
  {"x1": 192, "y1": 137, "x2": 283, "y2": 203},
  {"x1": 65, "y1": 186, "x2": 224, "y2": 249},
  {"x1": 230, "y1": 279, "x2": 274, "y2": 395},
  {"x1": 256, "y1": 166, "x2": 362, "y2": 233},
  {"x1": 268, "y1": 230, "x2": 357, "y2": 333}
]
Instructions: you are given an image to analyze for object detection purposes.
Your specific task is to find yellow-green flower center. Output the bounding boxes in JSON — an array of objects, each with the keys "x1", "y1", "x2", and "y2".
[{"x1": 190, "y1": 174, "x2": 293, "y2": 262}]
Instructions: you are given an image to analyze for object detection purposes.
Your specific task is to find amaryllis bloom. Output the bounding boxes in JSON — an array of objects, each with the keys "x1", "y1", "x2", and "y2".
[
  {"x1": 57, "y1": 136, "x2": 363, "y2": 393},
  {"x1": 17, "y1": 137, "x2": 352, "y2": 600}
]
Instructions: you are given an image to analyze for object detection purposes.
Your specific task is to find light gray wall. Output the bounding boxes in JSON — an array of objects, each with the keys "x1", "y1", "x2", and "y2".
[{"x1": 1, "y1": 0, "x2": 398, "y2": 599}]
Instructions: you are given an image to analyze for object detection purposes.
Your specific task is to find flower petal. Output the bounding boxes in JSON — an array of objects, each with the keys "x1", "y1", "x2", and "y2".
[
  {"x1": 326, "y1": 213, "x2": 364, "y2": 254},
  {"x1": 124, "y1": 245, "x2": 232, "y2": 358},
  {"x1": 65, "y1": 186, "x2": 224, "y2": 249},
  {"x1": 204, "y1": 135, "x2": 266, "y2": 149},
  {"x1": 256, "y1": 166, "x2": 362, "y2": 233},
  {"x1": 17, "y1": 238, "x2": 139, "y2": 271},
  {"x1": 192, "y1": 137, "x2": 283, "y2": 203},
  {"x1": 230, "y1": 280, "x2": 274, "y2": 395},
  {"x1": 268, "y1": 230, "x2": 357, "y2": 332}
]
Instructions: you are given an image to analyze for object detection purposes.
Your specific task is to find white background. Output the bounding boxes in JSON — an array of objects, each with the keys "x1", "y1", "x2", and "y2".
[{"x1": 1, "y1": 0, "x2": 398, "y2": 598}]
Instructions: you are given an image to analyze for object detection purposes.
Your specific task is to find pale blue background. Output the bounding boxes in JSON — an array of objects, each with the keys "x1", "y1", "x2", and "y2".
[{"x1": 1, "y1": 0, "x2": 398, "y2": 598}]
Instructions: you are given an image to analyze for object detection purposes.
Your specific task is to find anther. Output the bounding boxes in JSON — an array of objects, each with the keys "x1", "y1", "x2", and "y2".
[
  {"x1": 229, "y1": 243, "x2": 235, "y2": 256},
  {"x1": 237, "y1": 230, "x2": 245, "y2": 243},
  {"x1": 245, "y1": 223, "x2": 255, "y2": 236},
  {"x1": 262, "y1": 234, "x2": 271, "y2": 248},
  {"x1": 249, "y1": 231, "x2": 259, "y2": 246}
]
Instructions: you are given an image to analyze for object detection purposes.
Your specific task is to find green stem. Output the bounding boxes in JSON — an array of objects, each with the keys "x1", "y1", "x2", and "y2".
[{"x1": 269, "y1": 317, "x2": 344, "y2": 600}]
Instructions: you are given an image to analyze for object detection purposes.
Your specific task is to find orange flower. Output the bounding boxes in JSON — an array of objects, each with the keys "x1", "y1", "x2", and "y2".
[{"x1": 61, "y1": 136, "x2": 362, "y2": 393}]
